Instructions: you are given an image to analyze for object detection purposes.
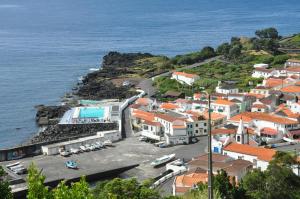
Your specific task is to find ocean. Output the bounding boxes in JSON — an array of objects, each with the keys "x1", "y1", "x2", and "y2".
[{"x1": 0, "y1": 0, "x2": 300, "y2": 148}]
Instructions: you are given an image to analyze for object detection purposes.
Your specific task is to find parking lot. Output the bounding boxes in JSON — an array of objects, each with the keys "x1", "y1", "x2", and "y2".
[{"x1": 1, "y1": 136, "x2": 208, "y2": 192}]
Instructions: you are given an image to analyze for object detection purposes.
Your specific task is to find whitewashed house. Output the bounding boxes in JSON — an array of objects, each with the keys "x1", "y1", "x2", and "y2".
[
  {"x1": 215, "y1": 81, "x2": 239, "y2": 95},
  {"x1": 253, "y1": 63, "x2": 269, "y2": 68},
  {"x1": 285, "y1": 59, "x2": 300, "y2": 67},
  {"x1": 171, "y1": 71, "x2": 200, "y2": 86},
  {"x1": 252, "y1": 68, "x2": 276, "y2": 79},
  {"x1": 211, "y1": 99, "x2": 240, "y2": 119}
]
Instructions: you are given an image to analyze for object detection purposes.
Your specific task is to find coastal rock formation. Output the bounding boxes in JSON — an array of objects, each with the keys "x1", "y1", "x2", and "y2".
[
  {"x1": 30, "y1": 122, "x2": 118, "y2": 144},
  {"x1": 35, "y1": 105, "x2": 70, "y2": 126},
  {"x1": 102, "y1": 51, "x2": 154, "y2": 68}
]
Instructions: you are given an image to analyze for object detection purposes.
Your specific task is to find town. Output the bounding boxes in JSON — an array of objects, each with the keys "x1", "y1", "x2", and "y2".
[{"x1": 2, "y1": 26, "x2": 300, "y2": 198}]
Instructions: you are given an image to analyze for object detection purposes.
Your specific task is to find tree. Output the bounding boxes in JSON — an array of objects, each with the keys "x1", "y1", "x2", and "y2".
[
  {"x1": 200, "y1": 46, "x2": 216, "y2": 58},
  {"x1": 93, "y1": 178, "x2": 160, "y2": 199},
  {"x1": 255, "y1": 27, "x2": 279, "y2": 39},
  {"x1": 27, "y1": 163, "x2": 52, "y2": 199},
  {"x1": 216, "y1": 43, "x2": 231, "y2": 56},
  {"x1": 0, "y1": 166, "x2": 13, "y2": 199},
  {"x1": 53, "y1": 177, "x2": 94, "y2": 199},
  {"x1": 228, "y1": 45, "x2": 242, "y2": 61},
  {"x1": 242, "y1": 152, "x2": 300, "y2": 199}
]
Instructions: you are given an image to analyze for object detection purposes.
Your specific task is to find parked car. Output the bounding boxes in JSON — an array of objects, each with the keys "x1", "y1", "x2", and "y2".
[
  {"x1": 139, "y1": 136, "x2": 147, "y2": 141},
  {"x1": 65, "y1": 160, "x2": 78, "y2": 169},
  {"x1": 89, "y1": 144, "x2": 96, "y2": 151},
  {"x1": 96, "y1": 141, "x2": 104, "y2": 148},
  {"x1": 103, "y1": 140, "x2": 113, "y2": 146},
  {"x1": 60, "y1": 150, "x2": 71, "y2": 157},
  {"x1": 79, "y1": 145, "x2": 89, "y2": 152},
  {"x1": 70, "y1": 148, "x2": 80, "y2": 154}
]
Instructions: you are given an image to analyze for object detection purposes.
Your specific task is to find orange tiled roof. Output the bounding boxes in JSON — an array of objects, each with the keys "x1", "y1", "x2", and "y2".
[
  {"x1": 175, "y1": 173, "x2": 208, "y2": 188},
  {"x1": 229, "y1": 112, "x2": 298, "y2": 125},
  {"x1": 173, "y1": 71, "x2": 199, "y2": 79},
  {"x1": 160, "y1": 103, "x2": 179, "y2": 110},
  {"x1": 265, "y1": 78, "x2": 288, "y2": 88},
  {"x1": 155, "y1": 113, "x2": 184, "y2": 123},
  {"x1": 275, "y1": 106, "x2": 300, "y2": 119},
  {"x1": 252, "y1": 104, "x2": 268, "y2": 109},
  {"x1": 212, "y1": 128, "x2": 236, "y2": 135},
  {"x1": 213, "y1": 99, "x2": 235, "y2": 106},
  {"x1": 143, "y1": 120, "x2": 161, "y2": 127},
  {"x1": 286, "y1": 67, "x2": 300, "y2": 72},
  {"x1": 132, "y1": 109, "x2": 155, "y2": 122},
  {"x1": 223, "y1": 143, "x2": 276, "y2": 162},
  {"x1": 135, "y1": 98, "x2": 151, "y2": 106},
  {"x1": 280, "y1": 85, "x2": 300, "y2": 93},
  {"x1": 246, "y1": 93, "x2": 265, "y2": 99},
  {"x1": 194, "y1": 93, "x2": 202, "y2": 99},
  {"x1": 173, "y1": 125, "x2": 186, "y2": 129},
  {"x1": 203, "y1": 110, "x2": 227, "y2": 121}
]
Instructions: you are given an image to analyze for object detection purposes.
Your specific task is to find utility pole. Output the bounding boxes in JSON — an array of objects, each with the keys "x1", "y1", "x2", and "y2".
[{"x1": 207, "y1": 93, "x2": 213, "y2": 199}]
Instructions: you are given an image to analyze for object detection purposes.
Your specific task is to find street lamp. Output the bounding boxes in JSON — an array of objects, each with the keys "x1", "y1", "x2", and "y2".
[{"x1": 202, "y1": 90, "x2": 213, "y2": 199}]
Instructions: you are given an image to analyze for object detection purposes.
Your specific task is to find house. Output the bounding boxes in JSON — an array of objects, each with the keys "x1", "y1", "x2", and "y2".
[
  {"x1": 250, "y1": 86, "x2": 271, "y2": 97},
  {"x1": 160, "y1": 103, "x2": 180, "y2": 111},
  {"x1": 228, "y1": 112, "x2": 299, "y2": 138},
  {"x1": 141, "y1": 120, "x2": 163, "y2": 141},
  {"x1": 193, "y1": 93, "x2": 205, "y2": 101},
  {"x1": 252, "y1": 68, "x2": 276, "y2": 79},
  {"x1": 191, "y1": 100, "x2": 208, "y2": 112},
  {"x1": 286, "y1": 67, "x2": 300, "y2": 77},
  {"x1": 155, "y1": 113, "x2": 189, "y2": 145},
  {"x1": 211, "y1": 99, "x2": 240, "y2": 119},
  {"x1": 173, "y1": 153, "x2": 252, "y2": 195},
  {"x1": 171, "y1": 71, "x2": 200, "y2": 85},
  {"x1": 215, "y1": 81, "x2": 239, "y2": 95},
  {"x1": 263, "y1": 77, "x2": 290, "y2": 90},
  {"x1": 223, "y1": 142, "x2": 276, "y2": 171},
  {"x1": 173, "y1": 169, "x2": 208, "y2": 195},
  {"x1": 251, "y1": 103, "x2": 269, "y2": 113},
  {"x1": 290, "y1": 101, "x2": 300, "y2": 114},
  {"x1": 135, "y1": 98, "x2": 154, "y2": 110},
  {"x1": 285, "y1": 59, "x2": 300, "y2": 67},
  {"x1": 254, "y1": 63, "x2": 269, "y2": 68},
  {"x1": 280, "y1": 85, "x2": 300, "y2": 96}
]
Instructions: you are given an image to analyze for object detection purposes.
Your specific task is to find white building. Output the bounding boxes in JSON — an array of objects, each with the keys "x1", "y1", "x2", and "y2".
[
  {"x1": 155, "y1": 113, "x2": 189, "y2": 145},
  {"x1": 228, "y1": 112, "x2": 299, "y2": 137},
  {"x1": 171, "y1": 71, "x2": 200, "y2": 86},
  {"x1": 285, "y1": 59, "x2": 300, "y2": 67},
  {"x1": 252, "y1": 68, "x2": 276, "y2": 79},
  {"x1": 254, "y1": 63, "x2": 269, "y2": 68},
  {"x1": 215, "y1": 81, "x2": 239, "y2": 95},
  {"x1": 211, "y1": 99, "x2": 240, "y2": 119},
  {"x1": 223, "y1": 142, "x2": 276, "y2": 171}
]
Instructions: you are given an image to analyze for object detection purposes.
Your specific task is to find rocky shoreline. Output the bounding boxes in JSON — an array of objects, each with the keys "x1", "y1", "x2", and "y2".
[{"x1": 30, "y1": 51, "x2": 155, "y2": 144}]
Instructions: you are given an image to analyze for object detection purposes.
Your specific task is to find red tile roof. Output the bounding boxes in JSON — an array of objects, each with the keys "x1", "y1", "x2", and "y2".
[
  {"x1": 135, "y1": 98, "x2": 151, "y2": 106},
  {"x1": 280, "y1": 85, "x2": 300, "y2": 93},
  {"x1": 213, "y1": 99, "x2": 236, "y2": 106},
  {"x1": 223, "y1": 143, "x2": 276, "y2": 161},
  {"x1": 173, "y1": 71, "x2": 199, "y2": 79},
  {"x1": 160, "y1": 103, "x2": 179, "y2": 110},
  {"x1": 229, "y1": 112, "x2": 298, "y2": 125}
]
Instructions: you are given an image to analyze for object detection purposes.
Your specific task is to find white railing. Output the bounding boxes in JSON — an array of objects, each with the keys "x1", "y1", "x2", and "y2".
[{"x1": 150, "y1": 167, "x2": 188, "y2": 189}]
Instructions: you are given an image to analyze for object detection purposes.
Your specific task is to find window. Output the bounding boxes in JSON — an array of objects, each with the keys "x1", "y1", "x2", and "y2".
[
  {"x1": 196, "y1": 124, "x2": 198, "y2": 127},
  {"x1": 237, "y1": 135, "x2": 240, "y2": 142},
  {"x1": 204, "y1": 129, "x2": 207, "y2": 133},
  {"x1": 204, "y1": 123, "x2": 207, "y2": 126},
  {"x1": 195, "y1": 130, "x2": 199, "y2": 134},
  {"x1": 238, "y1": 156, "x2": 244, "y2": 159},
  {"x1": 144, "y1": 125, "x2": 149, "y2": 130}
]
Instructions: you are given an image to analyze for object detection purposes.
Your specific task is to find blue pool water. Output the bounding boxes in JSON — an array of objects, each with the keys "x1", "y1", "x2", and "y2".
[
  {"x1": 79, "y1": 107, "x2": 105, "y2": 119},
  {"x1": 0, "y1": 0, "x2": 300, "y2": 148}
]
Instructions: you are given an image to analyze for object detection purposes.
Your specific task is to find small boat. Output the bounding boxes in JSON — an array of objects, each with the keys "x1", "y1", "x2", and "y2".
[{"x1": 151, "y1": 154, "x2": 176, "y2": 167}]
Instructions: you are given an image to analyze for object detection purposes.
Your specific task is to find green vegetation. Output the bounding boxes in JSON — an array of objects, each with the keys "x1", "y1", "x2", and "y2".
[
  {"x1": 0, "y1": 166, "x2": 13, "y2": 199},
  {"x1": 280, "y1": 33, "x2": 300, "y2": 49},
  {"x1": 171, "y1": 46, "x2": 216, "y2": 65}
]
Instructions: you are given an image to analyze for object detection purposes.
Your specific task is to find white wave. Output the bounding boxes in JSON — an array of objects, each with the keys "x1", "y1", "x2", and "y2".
[
  {"x1": 0, "y1": 4, "x2": 21, "y2": 9},
  {"x1": 89, "y1": 68, "x2": 99, "y2": 72}
]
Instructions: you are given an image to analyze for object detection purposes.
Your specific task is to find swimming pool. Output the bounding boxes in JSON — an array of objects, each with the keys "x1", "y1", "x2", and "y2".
[{"x1": 79, "y1": 107, "x2": 105, "y2": 118}]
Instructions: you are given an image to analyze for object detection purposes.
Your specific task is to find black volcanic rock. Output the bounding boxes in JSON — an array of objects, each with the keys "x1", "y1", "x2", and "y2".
[
  {"x1": 35, "y1": 105, "x2": 70, "y2": 126},
  {"x1": 102, "y1": 51, "x2": 153, "y2": 68}
]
